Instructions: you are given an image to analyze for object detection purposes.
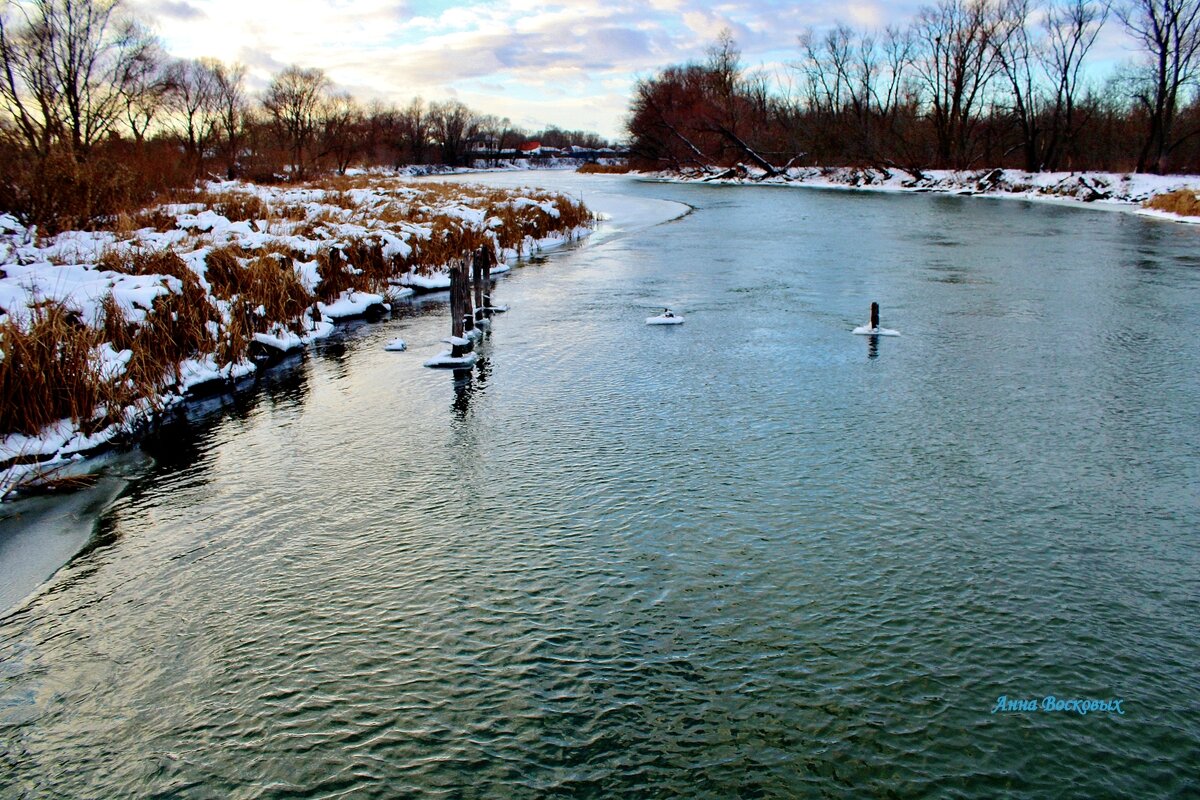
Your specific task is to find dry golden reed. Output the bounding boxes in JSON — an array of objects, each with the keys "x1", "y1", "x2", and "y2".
[
  {"x1": 1145, "y1": 190, "x2": 1200, "y2": 217},
  {"x1": 577, "y1": 163, "x2": 632, "y2": 174}
]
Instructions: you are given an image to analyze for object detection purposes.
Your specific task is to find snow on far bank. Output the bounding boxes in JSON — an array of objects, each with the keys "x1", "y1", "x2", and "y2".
[
  {"x1": 395, "y1": 157, "x2": 625, "y2": 178},
  {"x1": 643, "y1": 165, "x2": 1200, "y2": 223}
]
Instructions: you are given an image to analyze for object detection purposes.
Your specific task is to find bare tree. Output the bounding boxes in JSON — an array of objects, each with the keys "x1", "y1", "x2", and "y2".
[
  {"x1": 1043, "y1": 0, "x2": 1108, "y2": 169},
  {"x1": 797, "y1": 23, "x2": 889, "y2": 159},
  {"x1": 913, "y1": 0, "x2": 1003, "y2": 167},
  {"x1": 797, "y1": 25, "x2": 853, "y2": 120},
  {"x1": 212, "y1": 60, "x2": 246, "y2": 178},
  {"x1": 1116, "y1": 0, "x2": 1200, "y2": 172},
  {"x1": 706, "y1": 26, "x2": 744, "y2": 140},
  {"x1": 116, "y1": 31, "x2": 168, "y2": 143},
  {"x1": 0, "y1": 0, "x2": 157, "y2": 155},
  {"x1": 262, "y1": 65, "x2": 329, "y2": 177},
  {"x1": 993, "y1": 0, "x2": 1047, "y2": 170},
  {"x1": 318, "y1": 91, "x2": 362, "y2": 174},
  {"x1": 165, "y1": 57, "x2": 219, "y2": 159},
  {"x1": 429, "y1": 99, "x2": 478, "y2": 166},
  {"x1": 398, "y1": 97, "x2": 429, "y2": 164},
  {"x1": 879, "y1": 25, "x2": 918, "y2": 121},
  {"x1": 628, "y1": 64, "x2": 721, "y2": 170}
]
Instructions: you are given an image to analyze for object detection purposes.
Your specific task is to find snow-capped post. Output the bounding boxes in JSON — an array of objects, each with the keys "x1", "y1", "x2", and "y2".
[{"x1": 871, "y1": 302, "x2": 880, "y2": 331}]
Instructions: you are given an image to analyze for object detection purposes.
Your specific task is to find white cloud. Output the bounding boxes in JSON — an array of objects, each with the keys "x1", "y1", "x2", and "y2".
[{"x1": 130, "y1": 0, "x2": 1138, "y2": 139}]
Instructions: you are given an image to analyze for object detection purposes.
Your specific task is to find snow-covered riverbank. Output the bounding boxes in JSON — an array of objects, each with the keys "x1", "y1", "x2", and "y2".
[
  {"x1": 644, "y1": 166, "x2": 1200, "y2": 224},
  {"x1": 0, "y1": 177, "x2": 593, "y2": 496}
]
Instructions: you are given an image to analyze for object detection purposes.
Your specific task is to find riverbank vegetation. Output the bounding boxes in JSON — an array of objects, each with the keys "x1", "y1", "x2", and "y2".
[
  {"x1": 0, "y1": 176, "x2": 593, "y2": 495},
  {"x1": 628, "y1": 0, "x2": 1200, "y2": 177},
  {"x1": 1143, "y1": 188, "x2": 1200, "y2": 215},
  {"x1": 577, "y1": 163, "x2": 633, "y2": 174}
]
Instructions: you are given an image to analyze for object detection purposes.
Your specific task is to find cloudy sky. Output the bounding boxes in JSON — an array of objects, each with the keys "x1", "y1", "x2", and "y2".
[{"x1": 130, "y1": 0, "x2": 1139, "y2": 141}]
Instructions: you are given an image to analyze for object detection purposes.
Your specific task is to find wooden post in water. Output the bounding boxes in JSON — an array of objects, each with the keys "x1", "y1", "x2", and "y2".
[
  {"x1": 481, "y1": 246, "x2": 494, "y2": 312},
  {"x1": 472, "y1": 248, "x2": 485, "y2": 321},
  {"x1": 870, "y1": 302, "x2": 880, "y2": 330},
  {"x1": 449, "y1": 260, "x2": 469, "y2": 357},
  {"x1": 462, "y1": 256, "x2": 476, "y2": 336},
  {"x1": 450, "y1": 261, "x2": 464, "y2": 339}
]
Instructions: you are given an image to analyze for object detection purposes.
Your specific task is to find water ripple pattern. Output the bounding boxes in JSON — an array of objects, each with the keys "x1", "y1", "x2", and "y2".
[{"x1": 1, "y1": 175, "x2": 1198, "y2": 798}]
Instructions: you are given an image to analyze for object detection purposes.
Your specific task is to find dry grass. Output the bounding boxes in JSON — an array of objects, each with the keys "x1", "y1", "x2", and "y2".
[
  {"x1": 132, "y1": 208, "x2": 180, "y2": 232},
  {"x1": 206, "y1": 191, "x2": 271, "y2": 223},
  {"x1": 314, "y1": 247, "x2": 359, "y2": 304},
  {"x1": 322, "y1": 191, "x2": 361, "y2": 211},
  {"x1": 2, "y1": 175, "x2": 597, "y2": 445},
  {"x1": 1145, "y1": 190, "x2": 1200, "y2": 217},
  {"x1": 483, "y1": 191, "x2": 593, "y2": 252},
  {"x1": 204, "y1": 246, "x2": 314, "y2": 362},
  {"x1": 97, "y1": 249, "x2": 221, "y2": 396},
  {"x1": 273, "y1": 203, "x2": 311, "y2": 222},
  {"x1": 341, "y1": 239, "x2": 396, "y2": 292},
  {"x1": 577, "y1": 163, "x2": 632, "y2": 174},
  {"x1": 0, "y1": 300, "x2": 110, "y2": 436},
  {"x1": 206, "y1": 246, "x2": 313, "y2": 335}
]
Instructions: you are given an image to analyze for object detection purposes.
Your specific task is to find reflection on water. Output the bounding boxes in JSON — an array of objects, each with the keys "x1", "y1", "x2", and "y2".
[
  {"x1": 1, "y1": 175, "x2": 1199, "y2": 799},
  {"x1": 450, "y1": 367, "x2": 477, "y2": 418}
]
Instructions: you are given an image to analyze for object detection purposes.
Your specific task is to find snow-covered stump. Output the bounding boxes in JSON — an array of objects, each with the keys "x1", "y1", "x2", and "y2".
[
  {"x1": 423, "y1": 335, "x2": 477, "y2": 369},
  {"x1": 853, "y1": 301, "x2": 900, "y2": 337}
]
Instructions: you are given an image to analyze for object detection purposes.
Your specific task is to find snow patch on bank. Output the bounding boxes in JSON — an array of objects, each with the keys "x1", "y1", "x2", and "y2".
[{"x1": 644, "y1": 166, "x2": 1200, "y2": 222}]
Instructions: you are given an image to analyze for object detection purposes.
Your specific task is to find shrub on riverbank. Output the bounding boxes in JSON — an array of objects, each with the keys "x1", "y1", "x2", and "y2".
[
  {"x1": 1144, "y1": 190, "x2": 1200, "y2": 217},
  {"x1": 0, "y1": 301, "x2": 109, "y2": 437},
  {"x1": 578, "y1": 163, "x2": 632, "y2": 174}
]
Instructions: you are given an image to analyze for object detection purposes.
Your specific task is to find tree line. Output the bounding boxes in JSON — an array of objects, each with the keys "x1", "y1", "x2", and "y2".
[
  {"x1": 628, "y1": 0, "x2": 1200, "y2": 176},
  {"x1": 0, "y1": 0, "x2": 611, "y2": 231}
]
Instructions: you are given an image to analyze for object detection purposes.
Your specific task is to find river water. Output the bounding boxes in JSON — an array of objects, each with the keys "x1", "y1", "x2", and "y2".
[{"x1": 1, "y1": 173, "x2": 1198, "y2": 798}]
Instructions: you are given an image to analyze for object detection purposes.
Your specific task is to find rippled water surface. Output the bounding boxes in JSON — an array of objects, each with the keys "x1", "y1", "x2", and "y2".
[{"x1": 2, "y1": 174, "x2": 1199, "y2": 798}]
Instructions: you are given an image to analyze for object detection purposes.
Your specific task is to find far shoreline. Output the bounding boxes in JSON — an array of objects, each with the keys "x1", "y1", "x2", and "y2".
[{"x1": 632, "y1": 166, "x2": 1200, "y2": 226}]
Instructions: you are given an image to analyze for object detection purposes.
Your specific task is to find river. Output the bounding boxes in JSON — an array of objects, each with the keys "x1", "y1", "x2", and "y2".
[{"x1": 1, "y1": 172, "x2": 1198, "y2": 798}]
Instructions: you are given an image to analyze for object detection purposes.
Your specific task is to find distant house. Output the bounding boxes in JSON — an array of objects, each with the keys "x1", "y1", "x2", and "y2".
[
  {"x1": 518, "y1": 141, "x2": 541, "y2": 155},
  {"x1": 469, "y1": 135, "x2": 500, "y2": 153}
]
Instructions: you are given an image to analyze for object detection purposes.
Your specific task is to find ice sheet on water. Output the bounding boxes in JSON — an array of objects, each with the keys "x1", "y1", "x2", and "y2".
[{"x1": 853, "y1": 325, "x2": 900, "y2": 336}]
